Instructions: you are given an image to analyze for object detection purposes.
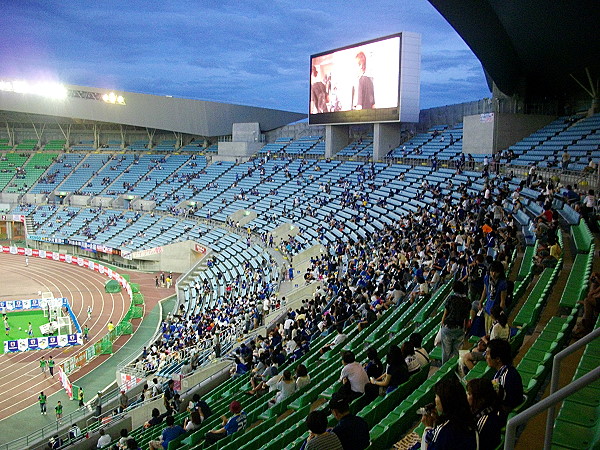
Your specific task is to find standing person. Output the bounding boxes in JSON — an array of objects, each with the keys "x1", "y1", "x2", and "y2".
[
  {"x1": 40, "y1": 358, "x2": 47, "y2": 376},
  {"x1": 118, "y1": 390, "x2": 129, "y2": 413},
  {"x1": 155, "y1": 276, "x2": 160, "y2": 288},
  {"x1": 4, "y1": 316, "x2": 9, "y2": 336},
  {"x1": 87, "y1": 305, "x2": 92, "y2": 321},
  {"x1": 107, "y1": 321, "x2": 115, "y2": 333},
  {"x1": 163, "y1": 380, "x2": 176, "y2": 413},
  {"x1": 55, "y1": 401, "x2": 63, "y2": 423},
  {"x1": 479, "y1": 262, "x2": 508, "y2": 332},
  {"x1": 440, "y1": 281, "x2": 471, "y2": 363},
  {"x1": 352, "y1": 51, "x2": 375, "y2": 110},
  {"x1": 83, "y1": 325, "x2": 89, "y2": 342},
  {"x1": 48, "y1": 357, "x2": 55, "y2": 377},
  {"x1": 94, "y1": 391, "x2": 103, "y2": 418},
  {"x1": 38, "y1": 392, "x2": 47, "y2": 415},
  {"x1": 78, "y1": 387, "x2": 85, "y2": 408},
  {"x1": 25, "y1": 255, "x2": 29, "y2": 266}
]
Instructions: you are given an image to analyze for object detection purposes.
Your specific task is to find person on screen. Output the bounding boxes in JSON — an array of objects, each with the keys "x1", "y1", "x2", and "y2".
[
  {"x1": 352, "y1": 51, "x2": 375, "y2": 110},
  {"x1": 311, "y1": 66, "x2": 328, "y2": 114}
]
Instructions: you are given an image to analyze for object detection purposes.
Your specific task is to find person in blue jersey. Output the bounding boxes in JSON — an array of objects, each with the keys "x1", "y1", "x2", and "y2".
[
  {"x1": 421, "y1": 379, "x2": 478, "y2": 450},
  {"x1": 204, "y1": 401, "x2": 247, "y2": 445},
  {"x1": 479, "y1": 261, "x2": 507, "y2": 332}
]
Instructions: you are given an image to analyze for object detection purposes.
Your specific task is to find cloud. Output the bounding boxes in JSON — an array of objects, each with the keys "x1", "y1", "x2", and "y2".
[{"x1": 0, "y1": 0, "x2": 491, "y2": 112}]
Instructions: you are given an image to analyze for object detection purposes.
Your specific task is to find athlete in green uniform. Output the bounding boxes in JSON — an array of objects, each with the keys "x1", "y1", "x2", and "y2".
[
  {"x1": 38, "y1": 392, "x2": 47, "y2": 415},
  {"x1": 55, "y1": 401, "x2": 63, "y2": 423},
  {"x1": 40, "y1": 359, "x2": 47, "y2": 376}
]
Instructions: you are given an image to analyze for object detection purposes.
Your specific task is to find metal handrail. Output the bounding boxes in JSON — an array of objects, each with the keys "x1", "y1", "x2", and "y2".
[
  {"x1": 544, "y1": 326, "x2": 600, "y2": 448},
  {"x1": 503, "y1": 327, "x2": 600, "y2": 450}
]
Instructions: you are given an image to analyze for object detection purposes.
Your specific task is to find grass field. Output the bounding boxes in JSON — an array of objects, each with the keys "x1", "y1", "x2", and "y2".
[{"x1": 0, "y1": 310, "x2": 51, "y2": 347}]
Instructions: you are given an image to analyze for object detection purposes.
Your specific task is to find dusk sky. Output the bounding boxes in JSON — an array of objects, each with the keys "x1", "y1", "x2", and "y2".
[{"x1": 1, "y1": 1, "x2": 492, "y2": 113}]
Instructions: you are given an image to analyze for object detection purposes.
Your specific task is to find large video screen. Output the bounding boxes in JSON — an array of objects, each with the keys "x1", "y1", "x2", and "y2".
[{"x1": 309, "y1": 32, "x2": 420, "y2": 125}]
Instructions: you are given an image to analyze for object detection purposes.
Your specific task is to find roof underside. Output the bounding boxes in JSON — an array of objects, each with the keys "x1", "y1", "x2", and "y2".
[{"x1": 428, "y1": 0, "x2": 600, "y2": 101}]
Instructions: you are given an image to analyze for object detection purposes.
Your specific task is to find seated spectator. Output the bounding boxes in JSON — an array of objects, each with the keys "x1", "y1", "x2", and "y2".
[
  {"x1": 184, "y1": 410, "x2": 203, "y2": 432},
  {"x1": 68, "y1": 423, "x2": 81, "y2": 440},
  {"x1": 338, "y1": 351, "x2": 370, "y2": 401},
  {"x1": 460, "y1": 337, "x2": 489, "y2": 374},
  {"x1": 486, "y1": 339, "x2": 524, "y2": 420},
  {"x1": 144, "y1": 408, "x2": 163, "y2": 428},
  {"x1": 409, "y1": 275, "x2": 429, "y2": 303},
  {"x1": 188, "y1": 394, "x2": 212, "y2": 422},
  {"x1": 320, "y1": 325, "x2": 347, "y2": 355},
  {"x1": 329, "y1": 395, "x2": 370, "y2": 450},
  {"x1": 204, "y1": 401, "x2": 247, "y2": 445},
  {"x1": 363, "y1": 347, "x2": 384, "y2": 379},
  {"x1": 489, "y1": 305, "x2": 510, "y2": 341},
  {"x1": 96, "y1": 429, "x2": 111, "y2": 448},
  {"x1": 467, "y1": 378, "x2": 502, "y2": 450},
  {"x1": 409, "y1": 333, "x2": 430, "y2": 368},
  {"x1": 149, "y1": 414, "x2": 186, "y2": 450},
  {"x1": 304, "y1": 409, "x2": 343, "y2": 450},
  {"x1": 126, "y1": 438, "x2": 141, "y2": 450},
  {"x1": 401, "y1": 341, "x2": 421, "y2": 375},
  {"x1": 295, "y1": 364, "x2": 311, "y2": 390},
  {"x1": 421, "y1": 379, "x2": 478, "y2": 449},
  {"x1": 357, "y1": 304, "x2": 377, "y2": 332},
  {"x1": 370, "y1": 344, "x2": 409, "y2": 394},
  {"x1": 573, "y1": 271, "x2": 600, "y2": 338},
  {"x1": 116, "y1": 428, "x2": 129, "y2": 449},
  {"x1": 49, "y1": 435, "x2": 63, "y2": 450},
  {"x1": 270, "y1": 369, "x2": 296, "y2": 404},
  {"x1": 229, "y1": 356, "x2": 250, "y2": 378}
]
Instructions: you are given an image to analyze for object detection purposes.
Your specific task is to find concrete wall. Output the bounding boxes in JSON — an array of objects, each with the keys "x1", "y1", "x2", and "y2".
[
  {"x1": 69, "y1": 195, "x2": 92, "y2": 207},
  {"x1": 463, "y1": 112, "x2": 555, "y2": 155},
  {"x1": 131, "y1": 240, "x2": 206, "y2": 273},
  {"x1": 232, "y1": 122, "x2": 260, "y2": 142},
  {"x1": 463, "y1": 113, "x2": 495, "y2": 154},
  {"x1": 495, "y1": 113, "x2": 555, "y2": 152},
  {"x1": 218, "y1": 141, "x2": 263, "y2": 158},
  {"x1": 228, "y1": 209, "x2": 257, "y2": 227},
  {"x1": 325, "y1": 125, "x2": 349, "y2": 157},
  {"x1": 373, "y1": 122, "x2": 402, "y2": 159}
]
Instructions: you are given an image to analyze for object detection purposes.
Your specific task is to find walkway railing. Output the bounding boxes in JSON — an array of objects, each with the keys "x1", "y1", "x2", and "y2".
[{"x1": 503, "y1": 327, "x2": 600, "y2": 449}]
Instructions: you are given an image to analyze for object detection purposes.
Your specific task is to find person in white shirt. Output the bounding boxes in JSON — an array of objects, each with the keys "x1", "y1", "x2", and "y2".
[
  {"x1": 295, "y1": 364, "x2": 310, "y2": 390},
  {"x1": 339, "y1": 351, "x2": 369, "y2": 400},
  {"x1": 409, "y1": 332, "x2": 430, "y2": 368},
  {"x1": 96, "y1": 429, "x2": 111, "y2": 448}
]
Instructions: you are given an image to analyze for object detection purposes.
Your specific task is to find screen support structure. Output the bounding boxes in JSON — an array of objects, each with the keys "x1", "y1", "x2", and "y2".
[
  {"x1": 325, "y1": 125, "x2": 349, "y2": 158},
  {"x1": 373, "y1": 123, "x2": 402, "y2": 160}
]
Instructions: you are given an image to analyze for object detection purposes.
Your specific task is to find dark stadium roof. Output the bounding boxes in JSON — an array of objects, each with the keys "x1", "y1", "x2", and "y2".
[{"x1": 428, "y1": 0, "x2": 600, "y2": 101}]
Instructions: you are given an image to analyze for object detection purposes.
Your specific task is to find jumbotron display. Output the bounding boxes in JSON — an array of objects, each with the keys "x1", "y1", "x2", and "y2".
[{"x1": 309, "y1": 32, "x2": 421, "y2": 125}]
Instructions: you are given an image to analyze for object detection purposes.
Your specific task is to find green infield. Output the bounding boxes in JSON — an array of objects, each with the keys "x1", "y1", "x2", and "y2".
[{"x1": 0, "y1": 310, "x2": 51, "y2": 348}]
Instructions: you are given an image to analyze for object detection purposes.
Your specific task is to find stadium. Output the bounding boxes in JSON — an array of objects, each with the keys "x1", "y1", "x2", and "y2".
[{"x1": 0, "y1": 1, "x2": 598, "y2": 450}]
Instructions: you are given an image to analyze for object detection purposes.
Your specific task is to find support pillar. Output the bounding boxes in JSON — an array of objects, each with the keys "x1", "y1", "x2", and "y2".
[
  {"x1": 325, "y1": 125, "x2": 349, "y2": 158},
  {"x1": 373, "y1": 122, "x2": 401, "y2": 160}
]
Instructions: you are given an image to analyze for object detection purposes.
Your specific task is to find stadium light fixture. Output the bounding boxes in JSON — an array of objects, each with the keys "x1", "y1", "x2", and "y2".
[
  {"x1": 102, "y1": 92, "x2": 126, "y2": 105},
  {"x1": 0, "y1": 79, "x2": 68, "y2": 100}
]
